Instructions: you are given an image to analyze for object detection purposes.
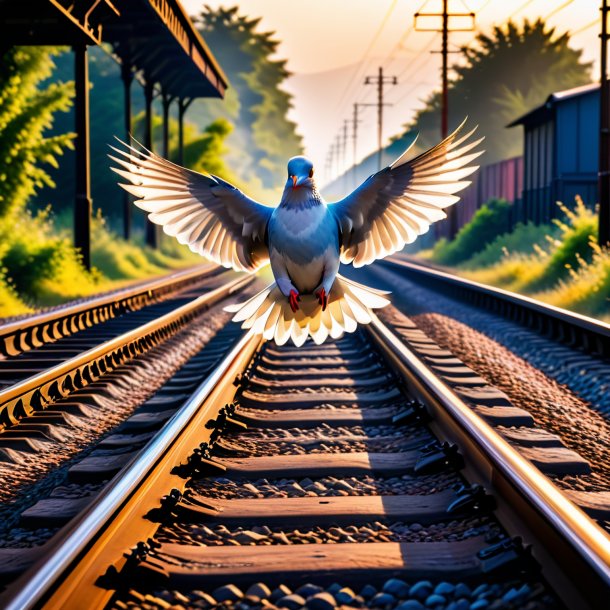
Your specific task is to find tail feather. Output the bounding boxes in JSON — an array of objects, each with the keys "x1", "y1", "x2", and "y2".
[{"x1": 225, "y1": 274, "x2": 390, "y2": 345}]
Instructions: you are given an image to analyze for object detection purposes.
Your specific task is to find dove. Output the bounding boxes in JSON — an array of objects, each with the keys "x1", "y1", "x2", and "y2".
[{"x1": 109, "y1": 119, "x2": 483, "y2": 346}]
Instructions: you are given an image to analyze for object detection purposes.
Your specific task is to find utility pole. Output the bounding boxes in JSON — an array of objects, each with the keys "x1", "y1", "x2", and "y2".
[
  {"x1": 600, "y1": 0, "x2": 610, "y2": 246},
  {"x1": 441, "y1": 0, "x2": 449, "y2": 138},
  {"x1": 365, "y1": 67, "x2": 397, "y2": 170},
  {"x1": 352, "y1": 102, "x2": 374, "y2": 176},
  {"x1": 415, "y1": 0, "x2": 475, "y2": 236},
  {"x1": 352, "y1": 103, "x2": 365, "y2": 187},
  {"x1": 327, "y1": 142, "x2": 335, "y2": 183},
  {"x1": 335, "y1": 134, "x2": 342, "y2": 178},
  {"x1": 342, "y1": 119, "x2": 349, "y2": 188},
  {"x1": 352, "y1": 104, "x2": 361, "y2": 171}
]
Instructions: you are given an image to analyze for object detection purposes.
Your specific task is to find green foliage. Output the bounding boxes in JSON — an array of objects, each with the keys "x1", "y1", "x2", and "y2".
[
  {"x1": 193, "y1": 6, "x2": 303, "y2": 190},
  {"x1": 34, "y1": 46, "x2": 144, "y2": 226},
  {"x1": 0, "y1": 207, "x2": 201, "y2": 316},
  {"x1": 0, "y1": 47, "x2": 203, "y2": 318},
  {"x1": 183, "y1": 118, "x2": 235, "y2": 179},
  {"x1": 406, "y1": 19, "x2": 592, "y2": 163},
  {"x1": 544, "y1": 238, "x2": 610, "y2": 319},
  {"x1": 464, "y1": 221, "x2": 555, "y2": 269},
  {"x1": 438, "y1": 199, "x2": 610, "y2": 320},
  {"x1": 432, "y1": 198, "x2": 511, "y2": 265},
  {"x1": 132, "y1": 112, "x2": 235, "y2": 179},
  {"x1": 527, "y1": 199, "x2": 597, "y2": 290},
  {"x1": 0, "y1": 46, "x2": 74, "y2": 217},
  {"x1": 0, "y1": 207, "x2": 97, "y2": 308}
]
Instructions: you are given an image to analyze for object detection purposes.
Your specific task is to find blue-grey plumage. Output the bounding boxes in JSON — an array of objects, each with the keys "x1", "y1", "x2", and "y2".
[
  {"x1": 109, "y1": 119, "x2": 483, "y2": 344},
  {"x1": 268, "y1": 156, "x2": 340, "y2": 309}
]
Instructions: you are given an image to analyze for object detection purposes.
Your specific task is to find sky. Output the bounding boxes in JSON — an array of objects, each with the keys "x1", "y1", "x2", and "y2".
[{"x1": 184, "y1": 0, "x2": 601, "y2": 182}]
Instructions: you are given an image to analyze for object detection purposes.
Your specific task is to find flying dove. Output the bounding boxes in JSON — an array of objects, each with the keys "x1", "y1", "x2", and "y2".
[{"x1": 109, "y1": 119, "x2": 483, "y2": 346}]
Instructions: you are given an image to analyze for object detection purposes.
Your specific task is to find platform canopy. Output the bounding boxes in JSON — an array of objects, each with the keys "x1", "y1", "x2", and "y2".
[
  {"x1": 0, "y1": 0, "x2": 228, "y2": 98},
  {"x1": 0, "y1": 0, "x2": 229, "y2": 265}
]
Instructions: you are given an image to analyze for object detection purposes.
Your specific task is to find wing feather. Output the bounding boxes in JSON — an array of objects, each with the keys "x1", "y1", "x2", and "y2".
[
  {"x1": 109, "y1": 138, "x2": 272, "y2": 272},
  {"x1": 331, "y1": 120, "x2": 483, "y2": 266}
]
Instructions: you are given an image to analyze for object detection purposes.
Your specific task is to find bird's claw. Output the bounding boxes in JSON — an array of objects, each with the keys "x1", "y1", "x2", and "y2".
[
  {"x1": 289, "y1": 289, "x2": 300, "y2": 313},
  {"x1": 315, "y1": 287, "x2": 328, "y2": 311}
]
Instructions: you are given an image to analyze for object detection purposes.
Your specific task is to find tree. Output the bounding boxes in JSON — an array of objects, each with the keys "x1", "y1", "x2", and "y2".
[
  {"x1": 406, "y1": 19, "x2": 592, "y2": 163},
  {"x1": 193, "y1": 6, "x2": 303, "y2": 190},
  {"x1": 132, "y1": 112, "x2": 237, "y2": 183},
  {"x1": 0, "y1": 46, "x2": 74, "y2": 218}
]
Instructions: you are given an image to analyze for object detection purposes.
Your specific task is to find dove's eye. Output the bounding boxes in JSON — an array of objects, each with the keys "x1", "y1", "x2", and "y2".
[{"x1": 309, "y1": 168, "x2": 314, "y2": 178}]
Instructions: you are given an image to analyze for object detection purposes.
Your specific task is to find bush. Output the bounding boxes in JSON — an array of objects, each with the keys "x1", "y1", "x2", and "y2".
[
  {"x1": 432, "y1": 198, "x2": 511, "y2": 265},
  {"x1": 0, "y1": 269, "x2": 28, "y2": 317},
  {"x1": 465, "y1": 221, "x2": 556, "y2": 268},
  {"x1": 454, "y1": 198, "x2": 610, "y2": 320},
  {"x1": 526, "y1": 198, "x2": 597, "y2": 290},
  {"x1": 0, "y1": 208, "x2": 100, "y2": 307},
  {"x1": 0, "y1": 207, "x2": 203, "y2": 317}
]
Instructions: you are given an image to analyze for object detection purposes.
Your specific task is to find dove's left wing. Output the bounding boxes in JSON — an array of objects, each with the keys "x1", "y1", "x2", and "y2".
[
  {"x1": 109, "y1": 140, "x2": 273, "y2": 273},
  {"x1": 330, "y1": 119, "x2": 484, "y2": 267}
]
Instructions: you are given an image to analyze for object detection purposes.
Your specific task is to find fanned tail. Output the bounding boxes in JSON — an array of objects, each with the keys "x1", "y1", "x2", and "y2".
[{"x1": 224, "y1": 274, "x2": 390, "y2": 346}]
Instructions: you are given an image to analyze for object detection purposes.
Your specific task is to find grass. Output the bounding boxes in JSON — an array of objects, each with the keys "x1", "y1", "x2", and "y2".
[
  {"x1": 0, "y1": 208, "x2": 202, "y2": 318},
  {"x1": 425, "y1": 197, "x2": 610, "y2": 322}
]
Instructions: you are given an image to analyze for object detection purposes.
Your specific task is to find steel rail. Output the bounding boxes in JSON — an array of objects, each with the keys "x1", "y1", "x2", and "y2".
[
  {"x1": 0, "y1": 263, "x2": 220, "y2": 358},
  {"x1": 367, "y1": 314, "x2": 610, "y2": 608},
  {"x1": 1, "y1": 330, "x2": 261, "y2": 610},
  {"x1": 383, "y1": 256, "x2": 610, "y2": 357},
  {"x1": 0, "y1": 274, "x2": 252, "y2": 429},
  {"x1": 3, "y1": 315, "x2": 608, "y2": 608}
]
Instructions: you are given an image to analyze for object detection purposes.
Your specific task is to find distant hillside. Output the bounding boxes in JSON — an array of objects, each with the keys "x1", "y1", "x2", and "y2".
[{"x1": 321, "y1": 131, "x2": 418, "y2": 201}]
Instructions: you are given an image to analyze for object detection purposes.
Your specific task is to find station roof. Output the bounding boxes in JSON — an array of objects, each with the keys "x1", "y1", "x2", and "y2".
[
  {"x1": 507, "y1": 83, "x2": 599, "y2": 129},
  {"x1": 0, "y1": 0, "x2": 228, "y2": 99}
]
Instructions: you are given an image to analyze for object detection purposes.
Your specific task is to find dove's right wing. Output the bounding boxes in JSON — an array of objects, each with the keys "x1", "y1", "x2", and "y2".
[
  {"x1": 109, "y1": 140, "x2": 273, "y2": 273},
  {"x1": 329, "y1": 120, "x2": 484, "y2": 267}
]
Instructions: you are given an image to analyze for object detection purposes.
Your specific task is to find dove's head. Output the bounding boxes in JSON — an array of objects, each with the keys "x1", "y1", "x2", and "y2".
[{"x1": 286, "y1": 156, "x2": 314, "y2": 190}]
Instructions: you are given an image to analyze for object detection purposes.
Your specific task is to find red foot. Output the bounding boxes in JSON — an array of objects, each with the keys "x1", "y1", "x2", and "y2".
[
  {"x1": 315, "y1": 287, "x2": 328, "y2": 311},
  {"x1": 289, "y1": 289, "x2": 301, "y2": 313}
]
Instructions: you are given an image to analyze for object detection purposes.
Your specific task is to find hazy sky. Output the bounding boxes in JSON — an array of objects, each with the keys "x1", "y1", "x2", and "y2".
[{"x1": 184, "y1": 0, "x2": 600, "y2": 181}]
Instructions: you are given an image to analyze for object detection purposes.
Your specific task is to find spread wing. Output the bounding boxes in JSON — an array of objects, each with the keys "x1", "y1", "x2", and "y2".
[
  {"x1": 109, "y1": 139, "x2": 273, "y2": 273},
  {"x1": 330, "y1": 119, "x2": 484, "y2": 267}
]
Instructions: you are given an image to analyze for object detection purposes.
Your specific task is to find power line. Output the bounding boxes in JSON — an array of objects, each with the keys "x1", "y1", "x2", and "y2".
[
  {"x1": 333, "y1": 0, "x2": 400, "y2": 117},
  {"x1": 395, "y1": 33, "x2": 439, "y2": 81},
  {"x1": 385, "y1": 0, "x2": 429, "y2": 70},
  {"x1": 506, "y1": 0, "x2": 538, "y2": 20},
  {"x1": 571, "y1": 17, "x2": 600, "y2": 36},
  {"x1": 393, "y1": 78, "x2": 435, "y2": 107},
  {"x1": 544, "y1": 0, "x2": 575, "y2": 21}
]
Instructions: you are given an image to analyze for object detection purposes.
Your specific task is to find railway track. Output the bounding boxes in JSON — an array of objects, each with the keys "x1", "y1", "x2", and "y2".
[
  {"x1": 382, "y1": 256, "x2": 610, "y2": 359},
  {"x1": 0, "y1": 263, "x2": 221, "y2": 360},
  {"x1": 0, "y1": 268, "x2": 248, "y2": 429},
  {"x1": 1, "y1": 304, "x2": 608, "y2": 609},
  {"x1": 0, "y1": 268, "x2": 256, "y2": 565}
]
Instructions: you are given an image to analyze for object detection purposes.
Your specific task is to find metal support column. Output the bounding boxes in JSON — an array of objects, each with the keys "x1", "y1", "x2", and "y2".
[
  {"x1": 143, "y1": 79, "x2": 157, "y2": 248},
  {"x1": 162, "y1": 92, "x2": 173, "y2": 159},
  {"x1": 177, "y1": 98, "x2": 192, "y2": 166},
  {"x1": 73, "y1": 44, "x2": 92, "y2": 270},
  {"x1": 120, "y1": 60, "x2": 133, "y2": 240}
]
